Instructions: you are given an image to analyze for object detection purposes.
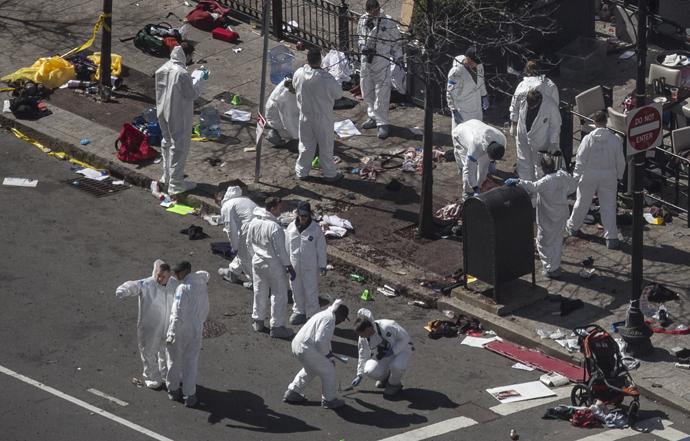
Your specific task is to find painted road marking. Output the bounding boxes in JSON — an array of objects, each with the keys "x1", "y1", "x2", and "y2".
[
  {"x1": 0, "y1": 364, "x2": 174, "y2": 441},
  {"x1": 577, "y1": 418, "x2": 688, "y2": 441},
  {"x1": 376, "y1": 416, "x2": 478, "y2": 441},
  {"x1": 87, "y1": 388, "x2": 129, "y2": 407},
  {"x1": 490, "y1": 386, "x2": 571, "y2": 416}
]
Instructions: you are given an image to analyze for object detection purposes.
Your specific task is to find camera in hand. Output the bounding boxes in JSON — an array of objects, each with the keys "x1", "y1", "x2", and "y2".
[
  {"x1": 362, "y1": 47, "x2": 376, "y2": 64},
  {"x1": 375, "y1": 339, "x2": 391, "y2": 360}
]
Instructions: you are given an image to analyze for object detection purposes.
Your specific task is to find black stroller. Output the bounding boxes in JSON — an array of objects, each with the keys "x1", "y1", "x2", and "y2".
[{"x1": 571, "y1": 325, "x2": 640, "y2": 425}]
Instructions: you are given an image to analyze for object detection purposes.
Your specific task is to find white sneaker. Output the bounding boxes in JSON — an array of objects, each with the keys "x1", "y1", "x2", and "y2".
[{"x1": 145, "y1": 380, "x2": 163, "y2": 389}]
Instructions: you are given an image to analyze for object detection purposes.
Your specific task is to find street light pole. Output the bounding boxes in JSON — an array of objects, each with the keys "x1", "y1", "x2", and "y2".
[
  {"x1": 99, "y1": 0, "x2": 113, "y2": 102},
  {"x1": 619, "y1": 0, "x2": 654, "y2": 357},
  {"x1": 255, "y1": 0, "x2": 272, "y2": 183}
]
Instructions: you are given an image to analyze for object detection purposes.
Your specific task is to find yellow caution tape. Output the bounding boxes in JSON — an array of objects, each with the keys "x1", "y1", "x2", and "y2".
[
  {"x1": 0, "y1": 87, "x2": 15, "y2": 92},
  {"x1": 191, "y1": 134, "x2": 219, "y2": 142},
  {"x1": 62, "y1": 13, "x2": 112, "y2": 58},
  {"x1": 11, "y1": 128, "x2": 109, "y2": 175}
]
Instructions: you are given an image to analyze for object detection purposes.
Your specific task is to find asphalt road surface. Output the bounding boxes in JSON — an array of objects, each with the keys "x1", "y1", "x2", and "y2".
[{"x1": 1, "y1": 127, "x2": 688, "y2": 440}]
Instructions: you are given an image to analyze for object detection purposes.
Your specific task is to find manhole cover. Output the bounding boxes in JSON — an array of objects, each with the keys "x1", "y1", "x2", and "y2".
[
  {"x1": 63, "y1": 177, "x2": 129, "y2": 198},
  {"x1": 203, "y1": 320, "x2": 226, "y2": 339}
]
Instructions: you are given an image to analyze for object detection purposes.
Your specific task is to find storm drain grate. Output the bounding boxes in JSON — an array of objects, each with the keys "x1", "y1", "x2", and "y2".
[
  {"x1": 203, "y1": 320, "x2": 227, "y2": 339},
  {"x1": 62, "y1": 177, "x2": 130, "y2": 198}
]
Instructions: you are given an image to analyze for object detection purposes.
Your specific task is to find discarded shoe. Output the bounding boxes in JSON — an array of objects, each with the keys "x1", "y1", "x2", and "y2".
[
  {"x1": 377, "y1": 125, "x2": 390, "y2": 139},
  {"x1": 383, "y1": 382, "x2": 403, "y2": 396},
  {"x1": 270, "y1": 326, "x2": 295, "y2": 338},
  {"x1": 361, "y1": 118, "x2": 377, "y2": 129},
  {"x1": 168, "y1": 389, "x2": 181, "y2": 401},
  {"x1": 375, "y1": 378, "x2": 388, "y2": 389},
  {"x1": 565, "y1": 225, "x2": 580, "y2": 237},
  {"x1": 284, "y1": 389, "x2": 307, "y2": 403},
  {"x1": 321, "y1": 398, "x2": 345, "y2": 409},
  {"x1": 323, "y1": 171, "x2": 343, "y2": 183},
  {"x1": 659, "y1": 309, "x2": 671, "y2": 328},
  {"x1": 266, "y1": 129, "x2": 287, "y2": 146},
  {"x1": 219, "y1": 267, "x2": 240, "y2": 283},
  {"x1": 252, "y1": 319, "x2": 264, "y2": 332},
  {"x1": 184, "y1": 394, "x2": 197, "y2": 408},
  {"x1": 606, "y1": 238, "x2": 620, "y2": 249},
  {"x1": 290, "y1": 312, "x2": 307, "y2": 325}
]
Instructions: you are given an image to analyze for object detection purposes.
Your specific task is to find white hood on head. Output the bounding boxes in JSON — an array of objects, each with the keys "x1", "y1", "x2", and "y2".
[
  {"x1": 357, "y1": 308, "x2": 375, "y2": 323},
  {"x1": 152, "y1": 259, "x2": 166, "y2": 282},
  {"x1": 590, "y1": 127, "x2": 609, "y2": 142},
  {"x1": 221, "y1": 186, "x2": 242, "y2": 206},
  {"x1": 170, "y1": 45, "x2": 186, "y2": 66}
]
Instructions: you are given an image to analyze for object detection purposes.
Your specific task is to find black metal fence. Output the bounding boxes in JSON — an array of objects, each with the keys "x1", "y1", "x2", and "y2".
[{"x1": 222, "y1": 0, "x2": 360, "y2": 52}]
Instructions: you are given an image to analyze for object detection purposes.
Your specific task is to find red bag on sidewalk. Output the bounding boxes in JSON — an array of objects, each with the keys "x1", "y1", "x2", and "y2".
[
  {"x1": 115, "y1": 124, "x2": 159, "y2": 163},
  {"x1": 186, "y1": 1, "x2": 231, "y2": 31},
  {"x1": 212, "y1": 27, "x2": 239, "y2": 43}
]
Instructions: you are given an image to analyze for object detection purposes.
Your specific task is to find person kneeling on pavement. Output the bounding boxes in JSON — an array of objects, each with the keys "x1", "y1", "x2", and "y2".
[
  {"x1": 284, "y1": 300, "x2": 350, "y2": 409},
  {"x1": 350, "y1": 308, "x2": 411, "y2": 396},
  {"x1": 506, "y1": 154, "x2": 576, "y2": 278},
  {"x1": 116, "y1": 259, "x2": 179, "y2": 390},
  {"x1": 286, "y1": 201, "x2": 328, "y2": 325},
  {"x1": 264, "y1": 75, "x2": 299, "y2": 146}
]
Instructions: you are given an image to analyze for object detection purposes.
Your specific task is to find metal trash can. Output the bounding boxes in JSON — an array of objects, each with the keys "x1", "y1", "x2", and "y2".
[{"x1": 462, "y1": 185, "x2": 536, "y2": 302}]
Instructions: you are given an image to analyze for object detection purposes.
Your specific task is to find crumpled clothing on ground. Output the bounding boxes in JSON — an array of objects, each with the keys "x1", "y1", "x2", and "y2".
[
  {"x1": 590, "y1": 404, "x2": 629, "y2": 429},
  {"x1": 435, "y1": 199, "x2": 462, "y2": 221},
  {"x1": 320, "y1": 214, "x2": 353, "y2": 238},
  {"x1": 179, "y1": 224, "x2": 209, "y2": 240},
  {"x1": 360, "y1": 166, "x2": 386, "y2": 181},
  {"x1": 396, "y1": 146, "x2": 446, "y2": 174}
]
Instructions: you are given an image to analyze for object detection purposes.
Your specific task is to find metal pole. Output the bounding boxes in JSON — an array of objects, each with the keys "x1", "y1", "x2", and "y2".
[
  {"x1": 619, "y1": 0, "x2": 654, "y2": 357},
  {"x1": 418, "y1": 0, "x2": 434, "y2": 238},
  {"x1": 100, "y1": 0, "x2": 113, "y2": 101},
  {"x1": 255, "y1": 0, "x2": 272, "y2": 183},
  {"x1": 272, "y1": 0, "x2": 283, "y2": 40}
]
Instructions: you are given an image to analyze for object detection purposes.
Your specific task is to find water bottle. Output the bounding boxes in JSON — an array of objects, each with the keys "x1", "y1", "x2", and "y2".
[
  {"x1": 67, "y1": 80, "x2": 95, "y2": 88},
  {"x1": 442, "y1": 310, "x2": 455, "y2": 319},
  {"x1": 199, "y1": 106, "x2": 221, "y2": 138},
  {"x1": 349, "y1": 274, "x2": 364, "y2": 282}
]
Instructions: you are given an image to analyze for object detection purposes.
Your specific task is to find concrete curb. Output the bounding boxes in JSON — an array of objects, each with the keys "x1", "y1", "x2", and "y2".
[{"x1": 3, "y1": 111, "x2": 689, "y2": 415}]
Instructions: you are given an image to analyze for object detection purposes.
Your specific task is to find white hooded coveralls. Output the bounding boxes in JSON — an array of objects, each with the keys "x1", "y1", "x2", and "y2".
[
  {"x1": 166, "y1": 270, "x2": 210, "y2": 398},
  {"x1": 246, "y1": 207, "x2": 291, "y2": 327},
  {"x1": 567, "y1": 127, "x2": 626, "y2": 240},
  {"x1": 293, "y1": 64, "x2": 343, "y2": 179},
  {"x1": 155, "y1": 46, "x2": 205, "y2": 193},
  {"x1": 265, "y1": 80, "x2": 299, "y2": 140},
  {"x1": 452, "y1": 120, "x2": 506, "y2": 197},
  {"x1": 116, "y1": 260, "x2": 179, "y2": 388},
  {"x1": 286, "y1": 218, "x2": 327, "y2": 319},
  {"x1": 516, "y1": 94, "x2": 562, "y2": 182},
  {"x1": 358, "y1": 12, "x2": 402, "y2": 127},
  {"x1": 446, "y1": 55, "x2": 487, "y2": 131},
  {"x1": 519, "y1": 171, "x2": 577, "y2": 273},
  {"x1": 509, "y1": 75, "x2": 560, "y2": 124},
  {"x1": 356, "y1": 308, "x2": 411, "y2": 386},
  {"x1": 220, "y1": 186, "x2": 258, "y2": 278},
  {"x1": 288, "y1": 300, "x2": 343, "y2": 401}
]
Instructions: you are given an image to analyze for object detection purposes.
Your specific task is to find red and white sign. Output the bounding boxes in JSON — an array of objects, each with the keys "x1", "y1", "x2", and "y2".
[
  {"x1": 256, "y1": 111, "x2": 266, "y2": 146},
  {"x1": 626, "y1": 103, "x2": 663, "y2": 156}
]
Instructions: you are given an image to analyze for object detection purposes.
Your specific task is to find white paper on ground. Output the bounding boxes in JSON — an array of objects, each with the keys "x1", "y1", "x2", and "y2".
[
  {"x1": 334, "y1": 119, "x2": 361, "y2": 138},
  {"x1": 512, "y1": 362, "x2": 535, "y2": 371},
  {"x1": 76, "y1": 168, "x2": 109, "y2": 181},
  {"x1": 540, "y1": 372, "x2": 570, "y2": 387},
  {"x1": 409, "y1": 127, "x2": 424, "y2": 135},
  {"x1": 225, "y1": 109, "x2": 251, "y2": 121},
  {"x1": 323, "y1": 226, "x2": 348, "y2": 238},
  {"x1": 461, "y1": 336, "x2": 500, "y2": 348},
  {"x1": 322, "y1": 215, "x2": 353, "y2": 229},
  {"x1": 3, "y1": 177, "x2": 38, "y2": 187},
  {"x1": 486, "y1": 381, "x2": 556, "y2": 404}
]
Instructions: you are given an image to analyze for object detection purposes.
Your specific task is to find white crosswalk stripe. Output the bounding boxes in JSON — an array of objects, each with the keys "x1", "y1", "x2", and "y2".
[{"x1": 376, "y1": 416, "x2": 478, "y2": 441}]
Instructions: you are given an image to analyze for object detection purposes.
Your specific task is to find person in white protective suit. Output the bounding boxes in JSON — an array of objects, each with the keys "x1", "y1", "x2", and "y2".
[
  {"x1": 217, "y1": 185, "x2": 258, "y2": 289},
  {"x1": 350, "y1": 308, "x2": 411, "y2": 396},
  {"x1": 446, "y1": 47, "x2": 488, "y2": 131},
  {"x1": 283, "y1": 300, "x2": 350, "y2": 409},
  {"x1": 515, "y1": 90, "x2": 562, "y2": 183},
  {"x1": 293, "y1": 48, "x2": 344, "y2": 182},
  {"x1": 452, "y1": 120, "x2": 506, "y2": 200},
  {"x1": 165, "y1": 261, "x2": 210, "y2": 408},
  {"x1": 246, "y1": 196, "x2": 296, "y2": 338},
  {"x1": 264, "y1": 75, "x2": 299, "y2": 146},
  {"x1": 566, "y1": 111, "x2": 626, "y2": 249},
  {"x1": 358, "y1": 0, "x2": 402, "y2": 139},
  {"x1": 509, "y1": 61, "x2": 559, "y2": 137},
  {"x1": 286, "y1": 201, "x2": 328, "y2": 325},
  {"x1": 155, "y1": 42, "x2": 207, "y2": 195},
  {"x1": 116, "y1": 260, "x2": 179, "y2": 389},
  {"x1": 506, "y1": 155, "x2": 577, "y2": 278}
]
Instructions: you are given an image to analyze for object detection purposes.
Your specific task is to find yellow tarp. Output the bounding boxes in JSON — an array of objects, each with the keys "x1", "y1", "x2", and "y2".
[
  {"x1": 88, "y1": 52, "x2": 122, "y2": 80},
  {"x1": 2, "y1": 57, "x2": 76, "y2": 89}
]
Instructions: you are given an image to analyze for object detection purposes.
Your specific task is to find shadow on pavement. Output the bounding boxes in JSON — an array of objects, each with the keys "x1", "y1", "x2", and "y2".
[
  {"x1": 333, "y1": 396, "x2": 428, "y2": 428},
  {"x1": 195, "y1": 386, "x2": 320, "y2": 433}
]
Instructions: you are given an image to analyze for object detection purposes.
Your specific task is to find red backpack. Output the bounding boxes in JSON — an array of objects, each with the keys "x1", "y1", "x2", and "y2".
[
  {"x1": 571, "y1": 408, "x2": 600, "y2": 428},
  {"x1": 115, "y1": 124, "x2": 159, "y2": 163},
  {"x1": 186, "y1": 1, "x2": 231, "y2": 31}
]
